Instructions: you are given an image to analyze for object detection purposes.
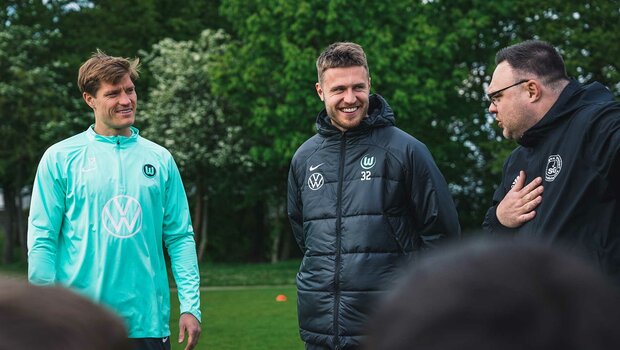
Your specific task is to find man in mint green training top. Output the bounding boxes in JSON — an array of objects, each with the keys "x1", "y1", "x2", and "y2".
[{"x1": 27, "y1": 51, "x2": 201, "y2": 350}]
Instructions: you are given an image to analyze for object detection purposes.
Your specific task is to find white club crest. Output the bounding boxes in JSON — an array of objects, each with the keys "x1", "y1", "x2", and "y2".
[{"x1": 545, "y1": 154, "x2": 562, "y2": 182}]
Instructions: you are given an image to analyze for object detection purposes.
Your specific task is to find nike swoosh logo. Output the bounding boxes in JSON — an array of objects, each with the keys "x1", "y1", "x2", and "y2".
[
  {"x1": 309, "y1": 163, "x2": 324, "y2": 171},
  {"x1": 162, "y1": 337, "x2": 168, "y2": 343}
]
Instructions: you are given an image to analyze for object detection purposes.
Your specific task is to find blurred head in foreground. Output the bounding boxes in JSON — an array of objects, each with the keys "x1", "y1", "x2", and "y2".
[
  {"x1": 0, "y1": 278, "x2": 131, "y2": 350},
  {"x1": 364, "y1": 238, "x2": 620, "y2": 350}
]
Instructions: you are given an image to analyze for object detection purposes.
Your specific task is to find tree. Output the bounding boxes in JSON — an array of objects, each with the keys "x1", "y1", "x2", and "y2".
[
  {"x1": 216, "y1": 0, "x2": 500, "y2": 237},
  {"x1": 0, "y1": 0, "x2": 231, "y2": 263},
  {"x1": 217, "y1": 0, "x2": 620, "y2": 237},
  {"x1": 140, "y1": 29, "x2": 248, "y2": 261},
  {"x1": 1, "y1": 0, "x2": 617, "y2": 263},
  {"x1": 0, "y1": 23, "x2": 69, "y2": 262}
]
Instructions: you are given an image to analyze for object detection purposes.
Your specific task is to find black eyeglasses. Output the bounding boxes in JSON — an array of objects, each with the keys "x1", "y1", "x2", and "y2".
[{"x1": 486, "y1": 79, "x2": 529, "y2": 106}]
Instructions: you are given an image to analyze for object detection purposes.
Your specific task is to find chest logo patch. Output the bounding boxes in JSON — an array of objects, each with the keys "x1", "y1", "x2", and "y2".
[
  {"x1": 545, "y1": 154, "x2": 562, "y2": 182},
  {"x1": 102, "y1": 195, "x2": 142, "y2": 238},
  {"x1": 81, "y1": 157, "x2": 97, "y2": 173},
  {"x1": 308, "y1": 173, "x2": 324, "y2": 191},
  {"x1": 360, "y1": 154, "x2": 376, "y2": 170},
  {"x1": 143, "y1": 164, "x2": 156, "y2": 178}
]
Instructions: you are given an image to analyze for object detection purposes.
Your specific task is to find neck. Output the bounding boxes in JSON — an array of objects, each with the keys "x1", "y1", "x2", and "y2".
[
  {"x1": 93, "y1": 124, "x2": 132, "y2": 137},
  {"x1": 534, "y1": 80, "x2": 570, "y2": 121}
]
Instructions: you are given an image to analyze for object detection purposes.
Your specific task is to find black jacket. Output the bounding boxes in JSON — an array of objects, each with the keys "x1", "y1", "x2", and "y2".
[
  {"x1": 483, "y1": 81, "x2": 620, "y2": 280},
  {"x1": 288, "y1": 94, "x2": 461, "y2": 349}
]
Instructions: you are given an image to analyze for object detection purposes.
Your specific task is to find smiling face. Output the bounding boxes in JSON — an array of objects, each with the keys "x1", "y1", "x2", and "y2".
[
  {"x1": 83, "y1": 73, "x2": 137, "y2": 136},
  {"x1": 316, "y1": 65, "x2": 371, "y2": 132}
]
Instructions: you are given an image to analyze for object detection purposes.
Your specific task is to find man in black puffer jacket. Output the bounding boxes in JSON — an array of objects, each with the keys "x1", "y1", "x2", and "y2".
[{"x1": 287, "y1": 42, "x2": 461, "y2": 350}]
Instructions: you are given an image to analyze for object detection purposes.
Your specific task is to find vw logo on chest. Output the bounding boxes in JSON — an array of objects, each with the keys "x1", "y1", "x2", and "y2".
[
  {"x1": 102, "y1": 195, "x2": 143, "y2": 238},
  {"x1": 308, "y1": 173, "x2": 324, "y2": 190}
]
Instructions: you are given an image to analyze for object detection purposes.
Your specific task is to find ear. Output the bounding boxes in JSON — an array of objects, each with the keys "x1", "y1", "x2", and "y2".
[
  {"x1": 315, "y1": 82, "x2": 324, "y2": 101},
  {"x1": 83, "y1": 92, "x2": 96, "y2": 110},
  {"x1": 526, "y1": 80, "x2": 542, "y2": 102}
]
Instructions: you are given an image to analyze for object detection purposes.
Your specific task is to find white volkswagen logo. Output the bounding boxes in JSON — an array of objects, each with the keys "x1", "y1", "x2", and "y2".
[
  {"x1": 308, "y1": 173, "x2": 324, "y2": 191},
  {"x1": 360, "y1": 155, "x2": 376, "y2": 170},
  {"x1": 545, "y1": 154, "x2": 562, "y2": 182},
  {"x1": 102, "y1": 195, "x2": 142, "y2": 238}
]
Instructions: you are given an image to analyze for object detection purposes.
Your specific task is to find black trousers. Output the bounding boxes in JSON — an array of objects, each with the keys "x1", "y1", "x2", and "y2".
[{"x1": 132, "y1": 337, "x2": 171, "y2": 350}]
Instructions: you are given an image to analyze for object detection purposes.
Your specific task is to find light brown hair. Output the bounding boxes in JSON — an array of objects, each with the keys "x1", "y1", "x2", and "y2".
[
  {"x1": 78, "y1": 49, "x2": 140, "y2": 96},
  {"x1": 316, "y1": 42, "x2": 369, "y2": 83}
]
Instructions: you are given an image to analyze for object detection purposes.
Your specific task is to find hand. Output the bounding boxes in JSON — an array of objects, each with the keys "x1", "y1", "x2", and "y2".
[
  {"x1": 496, "y1": 170, "x2": 544, "y2": 228},
  {"x1": 178, "y1": 313, "x2": 201, "y2": 350}
]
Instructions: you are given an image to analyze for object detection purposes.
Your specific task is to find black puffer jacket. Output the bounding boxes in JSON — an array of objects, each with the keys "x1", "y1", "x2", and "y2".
[{"x1": 288, "y1": 94, "x2": 461, "y2": 349}]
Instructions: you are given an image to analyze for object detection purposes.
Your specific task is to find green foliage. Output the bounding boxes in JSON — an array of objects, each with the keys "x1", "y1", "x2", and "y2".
[
  {"x1": 141, "y1": 29, "x2": 248, "y2": 181},
  {"x1": 0, "y1": 24, "x2": 68, "y2": 185},
  {"x1": 217, "y1": 0, "x2": 620, "y2": 230},
  {"x1": 217, "y1": 0, "x2": 499, "y2": 228},
  {"x1": 503, "y1": 1, "x2": 620, "y2": 91},
  {"x1": 55, "y1": 0, "x2": 228, "y2": 105},
  {"x1": 1, "y1": 0, "x2": 619, "y2": 257}
]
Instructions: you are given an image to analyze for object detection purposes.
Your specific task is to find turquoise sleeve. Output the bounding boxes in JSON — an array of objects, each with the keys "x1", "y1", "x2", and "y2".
[
  {"x1": 163, "y1": 157, "x2": 201, "y2": 322},
  {"x1": 27, "y1": 150, "x2": 65, "y2": 285}
]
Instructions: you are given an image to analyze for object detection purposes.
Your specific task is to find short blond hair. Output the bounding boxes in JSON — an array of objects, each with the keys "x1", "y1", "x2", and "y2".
[{"x1": 77, "y1": 49, "x2": 140, "y2": 95}]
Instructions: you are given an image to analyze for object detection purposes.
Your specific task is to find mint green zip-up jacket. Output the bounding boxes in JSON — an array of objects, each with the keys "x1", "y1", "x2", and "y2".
[{"x1": 27, "y1": 126, "x2": 201, "y2": 338}]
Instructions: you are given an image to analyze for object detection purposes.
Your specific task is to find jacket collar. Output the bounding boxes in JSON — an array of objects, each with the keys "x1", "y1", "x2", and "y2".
[
  {"x1": 86, "y1": 124, "x2": 139, "y2": 145},
  {"x1": 518, "y1": 80, "x2": 613, "y2": 147}
]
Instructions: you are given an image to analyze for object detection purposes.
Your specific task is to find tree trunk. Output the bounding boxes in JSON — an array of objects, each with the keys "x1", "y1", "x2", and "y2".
[
  {"x1": 192, "y1": 184, "x2": 203, "y2": 252},
  {"x1": 197, "y1": 195, "x2": 208, "y2": 262},
  {"x1": 16, "y1": 189, "x2": 27, "y2": 259},
  {"x1": 270, "y1": 225, "x2": 281, "y2": 263},
  {"x1": 251, "y1": 201, "x2": 266, "y2": 262},
  {"x1": 270, "y1": 201, "x2": 286, "y2": 263},
  {"x1": 2, "y1": 185, "x2": 17, "y2": 264},
  {"x1": 280, "y1": 220, "x2": 293, "y2": 261}
]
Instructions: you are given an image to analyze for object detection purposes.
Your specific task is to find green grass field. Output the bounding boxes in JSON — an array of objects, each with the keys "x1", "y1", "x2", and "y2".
[
  {"x1": 0, "y1": 259, "x2": 304, "y2": 350},
  {"x1": 170, "y1": 286, "x2": 302, "y2": 350}
]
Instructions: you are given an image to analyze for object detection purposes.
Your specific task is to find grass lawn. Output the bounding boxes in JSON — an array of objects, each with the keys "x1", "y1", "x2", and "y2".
[
  {"x1": 170, "y1": 285, "x2": 302, "y2": 350},
  {"x1": 196, "y1": 259, "x2": 300, "y2": 287}
]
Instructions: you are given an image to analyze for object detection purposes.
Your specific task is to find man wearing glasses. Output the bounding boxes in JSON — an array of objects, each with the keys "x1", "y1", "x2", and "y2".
[{"x1": 483, "y1": 40, "x2": 620, "y2": 282}]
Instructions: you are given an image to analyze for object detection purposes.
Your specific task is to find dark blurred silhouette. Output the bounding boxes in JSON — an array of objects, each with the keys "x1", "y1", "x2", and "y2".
[
  {"x1": 0, "y1": 277, "x2": 132, "y2": 350},
  {"x1": 364, "y1": 238, "x2": 620, "y2": 350}
]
